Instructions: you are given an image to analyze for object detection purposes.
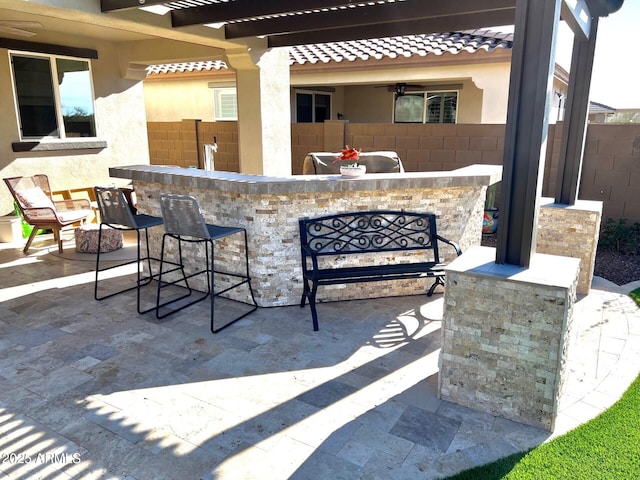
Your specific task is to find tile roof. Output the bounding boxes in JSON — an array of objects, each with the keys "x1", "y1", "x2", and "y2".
[
  {"x1": 147, "y1": 60, "x2": 228, "y2": 75},
  {"x1": 146, "y1": 29, "x2": 513, "y2": 75},
  {"x1": 589, "y1": 101, "x2": 616, "y2": 114},
  {"x1": 289, "y1": 30, "x2": 513, "y2": 65}
]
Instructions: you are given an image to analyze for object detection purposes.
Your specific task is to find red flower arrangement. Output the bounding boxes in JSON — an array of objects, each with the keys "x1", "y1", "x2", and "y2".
[{"x1": 333, "y1": 145, "x2": 362, "y2": 166}]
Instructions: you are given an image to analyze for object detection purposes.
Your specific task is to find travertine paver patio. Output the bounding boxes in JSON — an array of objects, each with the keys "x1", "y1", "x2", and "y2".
[{"x1": 0, "y1": 233, "x2": 638, "y2": 479}]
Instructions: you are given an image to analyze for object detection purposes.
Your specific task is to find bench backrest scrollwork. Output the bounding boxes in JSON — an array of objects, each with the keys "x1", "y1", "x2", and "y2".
[{"x1": 299, "y1": 211, "x2": 440, "y2": 259}]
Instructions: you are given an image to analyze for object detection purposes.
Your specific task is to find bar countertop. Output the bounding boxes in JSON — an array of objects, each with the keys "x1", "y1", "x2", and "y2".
[{"x1": 109, "y1": 164, "x2": 502, "y2": 195}]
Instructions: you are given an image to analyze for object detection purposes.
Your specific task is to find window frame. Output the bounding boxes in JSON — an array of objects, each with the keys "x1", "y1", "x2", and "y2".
[
  {"x1": 294, "y1": 89, "x2": 332, "y2": 123},
  {"x1": 425, "y1": 91, "x2": 458, "y2": 124},
  {"x1": 9, "y1": 50, "x2": 98, "y2": 141},
  {"x1": 212, "y1": 87, "x2": 238, "y2": 121}
]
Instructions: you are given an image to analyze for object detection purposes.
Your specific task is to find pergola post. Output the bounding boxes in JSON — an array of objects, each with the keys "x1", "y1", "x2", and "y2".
[
  {"x1": 534, "y1": 15, "x2": 603, "y2": 296},
  {"x1": 555, "y1": 17, "x2": 599, "y2": 204},
  {"x1": 495, "y1": 0, "x2": 561, "y2": 267},
  {"x1": 441, "y1": 1, "x2": 585, "y2": 430}
]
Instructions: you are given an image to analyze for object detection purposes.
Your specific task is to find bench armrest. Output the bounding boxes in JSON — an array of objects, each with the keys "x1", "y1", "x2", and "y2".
[
  {"x1": 436, "y1": 235, "x2": 462, "y2": 257},
  {"x1": 300, "y1": 244, "x2": 321, "y2": 274}
]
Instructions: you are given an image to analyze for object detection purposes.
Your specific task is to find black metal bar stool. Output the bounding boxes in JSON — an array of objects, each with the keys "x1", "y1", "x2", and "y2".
[
  {"x1": 94, "y1": 186, "x2": 164, "y2": 314},
  {"x1": 156, "y1": 193, "x2": 257, "y2": 333}
]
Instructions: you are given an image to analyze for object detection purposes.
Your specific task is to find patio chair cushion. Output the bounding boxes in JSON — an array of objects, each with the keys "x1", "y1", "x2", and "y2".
[
  {"x1": 15, "y1": 187, "x2": 55, "y2": 210},
  {"x1": 58, "y1": 209, "x2": 94, "y2": 223}
]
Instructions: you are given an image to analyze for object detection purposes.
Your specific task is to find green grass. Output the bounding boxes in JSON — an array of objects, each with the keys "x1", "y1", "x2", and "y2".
[
  {"x1": 630, "y1": 288, "x2": 640, "y2": 307},
  {"x1": 445, "y1": 373, "x2": 640, "y2": 480}
]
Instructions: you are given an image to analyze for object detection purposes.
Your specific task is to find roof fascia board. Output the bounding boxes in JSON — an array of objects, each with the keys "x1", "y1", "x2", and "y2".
[
  {"x1": 0, "y1": 37, "x2": 98, "y2": 59},
  {"x1": 225, "y1": 0, "x2": 516, "y2": 39},
  {"x1": 561, "y1": 0, "x2": 591, "y2": 41},
  {"x1": 171, "y1": 0, "x2": 356, "y2": 27},
  {"x1": 268, "y1": 10, "x2": 516, "y2": 47}
]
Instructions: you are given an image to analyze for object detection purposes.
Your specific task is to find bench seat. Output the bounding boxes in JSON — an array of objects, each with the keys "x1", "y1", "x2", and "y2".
[{"x1": 310, "y1": 262, "x2": 446, "y2": 284}]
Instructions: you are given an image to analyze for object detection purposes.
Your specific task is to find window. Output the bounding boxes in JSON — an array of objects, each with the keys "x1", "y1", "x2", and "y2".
[
  {"x1": 296, "y1": 92, "x2": 331, "y2": 123},
  {"x1": 426, "y1": 92, "x2": 457, "y2": 123},
  {"x1": 394, "y1": 93, "x2": 424, "y2": 123},
  {"x1": 394, "y1": 91, "x2": 458, "y2": 124},
  {"x1": 213, "y1": 87, "x2": 238, "y2": 121},
  {"x1": 11, "y1": 53, "x2": 96, "y2": 139}
]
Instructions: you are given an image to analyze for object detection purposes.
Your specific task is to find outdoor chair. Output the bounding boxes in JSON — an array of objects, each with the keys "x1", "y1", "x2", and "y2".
[
  {"x1": 3, "y1": 174, "x2": 93, "y2": 254},
  {"x1": 156, "y1": 193, "x2": 257, "y2": 333},
  {"x1": 94, "y1": 186, "x2": 164, "y2": 314}
]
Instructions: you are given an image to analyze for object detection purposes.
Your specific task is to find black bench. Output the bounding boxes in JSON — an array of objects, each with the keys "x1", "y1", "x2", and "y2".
[{"x1": 299, "y1": 210, "x2": 462, "y2": 331}]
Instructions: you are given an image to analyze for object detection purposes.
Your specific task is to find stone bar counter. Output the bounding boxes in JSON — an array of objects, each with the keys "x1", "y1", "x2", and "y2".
[{"x1": 109, "y1": 164, "x2": 501, "y2": 307}]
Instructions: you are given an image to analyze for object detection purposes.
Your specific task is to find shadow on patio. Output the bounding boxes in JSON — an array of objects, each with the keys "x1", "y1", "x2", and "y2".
[{"x1": 0, "y1": 232, "x2": 637, "y2": 479}]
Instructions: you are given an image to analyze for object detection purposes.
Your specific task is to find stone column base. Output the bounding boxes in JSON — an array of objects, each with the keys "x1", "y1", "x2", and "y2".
[
  {"x1": 537, "y1": 198, "x2": 602, "y2": 295},
  {"x1": 440, "y1": 246, "x2": 580, "y2": 431}
]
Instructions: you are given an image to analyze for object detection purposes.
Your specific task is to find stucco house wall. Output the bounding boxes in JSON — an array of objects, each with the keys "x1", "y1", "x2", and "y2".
[
  {"x1": 143, "y1": 55, "x2": 567, "y2": 126},
  {"x1": 144, "y1": 77, "x2": 220, "y2": 123},
  {"x1": 144, "y1": 59, "x2": 513, "y2": 125},
  {"x1": 0, "y1": 37, "x2": 150, "y2": 215}
]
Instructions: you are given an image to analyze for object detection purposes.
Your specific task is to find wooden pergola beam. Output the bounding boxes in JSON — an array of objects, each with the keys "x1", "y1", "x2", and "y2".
[
  {"x1": 268, "y1": 10, "x2": 516, "y2": 47},
  {"x1": 226, "y1": 0, "x2": 515, "y2": 39},
  {"x1": 171, "y1": 0, "x2": 357, "y2": 27},
  {"x1": 101, "y1": 0, "x2": 169, "y2": 13},
  {"x1": 561, "y1": 0, "x2": 591, "y2": 40}
]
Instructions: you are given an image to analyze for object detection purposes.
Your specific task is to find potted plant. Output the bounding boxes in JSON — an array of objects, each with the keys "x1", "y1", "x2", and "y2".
[
  {"x1": 333, "y1": 146, "x2": 366, "y2": 176},
  {"x1": 482, "y1": 184, "x2": 499, "y2": 234}
]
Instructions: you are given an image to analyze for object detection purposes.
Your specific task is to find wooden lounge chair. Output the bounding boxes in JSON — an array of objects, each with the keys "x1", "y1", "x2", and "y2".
[{"x1": 3, "y1": 174, "x2": 93, "y2": 253}]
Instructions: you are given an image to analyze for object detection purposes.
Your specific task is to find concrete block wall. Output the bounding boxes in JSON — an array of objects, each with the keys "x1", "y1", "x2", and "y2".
[
  {"x1": 578, "y1": 124, "x2": 640, "y2": 222},
  {"x1": 147, "y1": 120, "x2": 200, "y2": 168},
  {"x1": 147, "y1": 120, "x2": 640, "y2": 222},
  {"x1": 291, "y1": 123, "x2": 325, "y2": 174},
  {"x1": 343, "y1": 123, "x2": 507, "y2": 173},
  {"x1": 197, "y1": 121, "x2": 239, "y2": 172}
]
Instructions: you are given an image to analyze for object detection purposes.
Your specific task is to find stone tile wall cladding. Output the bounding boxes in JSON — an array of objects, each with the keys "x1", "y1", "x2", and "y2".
[
  {"x1": 147, "y1": 120, "x2": 640, "y2": 223},
  {"x1": 441, "y1": 257, "x2": 579, "y2": 431},
  {"x1": 134, "y1": 181, "x2": 485, "y2": 307},
  {"x1": 537, "y1": 200, "x2": 602, "y2": 295}
]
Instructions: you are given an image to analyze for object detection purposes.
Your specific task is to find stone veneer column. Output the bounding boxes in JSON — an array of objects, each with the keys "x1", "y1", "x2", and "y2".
[
  {"x1": 440, "y1": 246, "x2": 580, "y2": 431},
  {"x1": 226, "y1": 47, "x2": 291, "y2": 176},
  {"x1": 537, "y1": 198, "x2": 602, "y2": 295}
]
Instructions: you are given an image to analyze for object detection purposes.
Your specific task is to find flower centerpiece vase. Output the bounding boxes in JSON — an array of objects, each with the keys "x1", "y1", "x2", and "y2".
[
  {"x1": 339, "y1": 164, "x2": 367, "y2": 177},
  {"x1": 335, "y1": 146, "x2": 366, "y2": 177}
]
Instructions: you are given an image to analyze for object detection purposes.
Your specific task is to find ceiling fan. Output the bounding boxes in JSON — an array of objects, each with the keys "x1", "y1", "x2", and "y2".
[
  {"x1": 375, "y1": 82, "x2": 427, "y2": 97},
  {"x1": 0, "y1": 20, "x2": 44, "y2": 38}
]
